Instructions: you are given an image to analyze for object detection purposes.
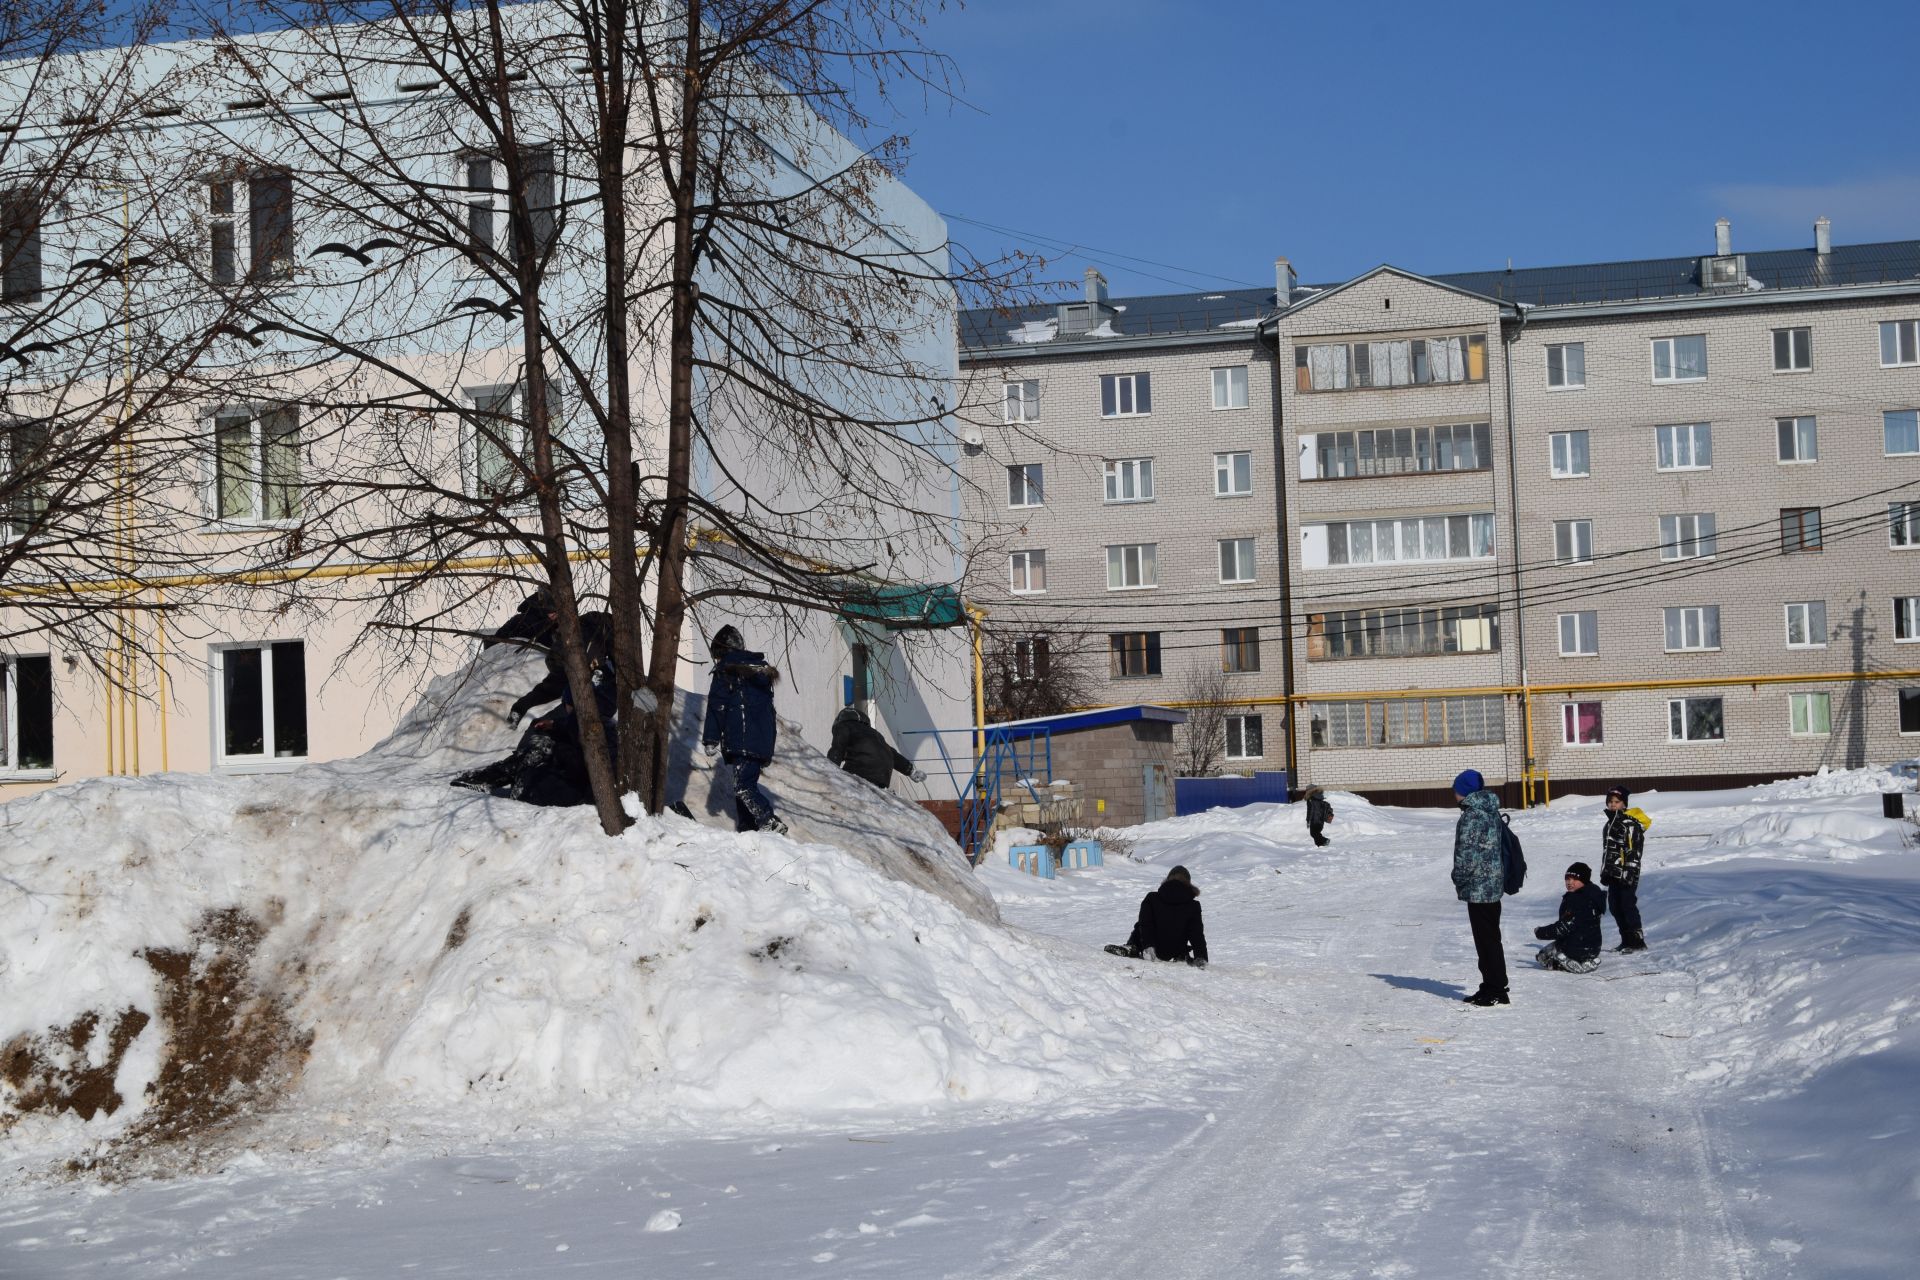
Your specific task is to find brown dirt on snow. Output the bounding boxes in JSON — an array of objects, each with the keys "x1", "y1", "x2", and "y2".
[{"x1": 1, "y1": 1007, "x2": 153, "y2": 1129}]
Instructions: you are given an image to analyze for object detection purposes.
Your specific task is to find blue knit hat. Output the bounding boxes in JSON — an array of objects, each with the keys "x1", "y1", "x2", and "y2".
[{"x1": 1452, "y1": 768, "x2": 1484, "y2": 796}]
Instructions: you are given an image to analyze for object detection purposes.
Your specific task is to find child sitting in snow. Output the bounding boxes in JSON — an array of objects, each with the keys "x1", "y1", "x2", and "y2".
[
  {"x1": 1105, "y1": 865, "x2": 1208, "y2": 968},
  {"x1": 1532, "y1": 862, "x2": 1608, "y2": 973}
]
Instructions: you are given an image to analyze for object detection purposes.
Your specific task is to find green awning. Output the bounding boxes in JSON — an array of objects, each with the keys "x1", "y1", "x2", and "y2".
[{"x1": 838, "y1": 583, "x2": 965, "y2": 630}]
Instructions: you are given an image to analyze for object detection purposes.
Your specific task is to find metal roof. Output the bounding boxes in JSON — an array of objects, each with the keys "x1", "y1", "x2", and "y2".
[
  {"x1": 984, "y1": 704, "x2": 1188, "y2": 740},
  {"x1": 959, "y1": 286, "x2": 1272, "y2": 351}
]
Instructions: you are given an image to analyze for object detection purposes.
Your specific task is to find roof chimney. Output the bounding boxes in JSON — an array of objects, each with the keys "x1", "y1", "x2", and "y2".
[
  {"x1": 1274, "y1": 257, "x2": 1295, "y2": 309},
  {"x1": 1715, "y1": 218, "x2": 1732, "y2": 256},
  {"x1": 1084, "y1": 267, "x2": 1108, "y2": 305},
  {"x1": 1815, "y1": 216, "x2": 1832, "y2": 256}
]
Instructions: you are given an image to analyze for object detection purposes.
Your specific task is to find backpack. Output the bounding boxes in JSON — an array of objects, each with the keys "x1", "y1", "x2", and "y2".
[{"x1": 1497, "y1": 813, "x2": 1527, "y2": 896}]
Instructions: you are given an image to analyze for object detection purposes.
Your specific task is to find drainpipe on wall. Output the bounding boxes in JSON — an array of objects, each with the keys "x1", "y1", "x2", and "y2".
[
  {"x1": 1501, "y1": 308, "x2": 1532, "y2": 805},
  {"x1": 1261, "y1": 291, "x2": 1300, "y2": 795}
]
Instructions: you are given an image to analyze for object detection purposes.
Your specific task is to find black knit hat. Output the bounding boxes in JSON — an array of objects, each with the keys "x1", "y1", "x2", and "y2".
[
  {"x1": 1565, "y1": 862, "x2": 1592, "y2": 883},
  {"x1": 1605, "y1": 785, "x2": 1630, "y2": 804}
]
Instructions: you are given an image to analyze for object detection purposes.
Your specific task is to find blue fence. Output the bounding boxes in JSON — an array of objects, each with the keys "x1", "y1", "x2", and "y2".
[{"x1": 1174, "y1": 771, "x2": 1290, "y2": 816}]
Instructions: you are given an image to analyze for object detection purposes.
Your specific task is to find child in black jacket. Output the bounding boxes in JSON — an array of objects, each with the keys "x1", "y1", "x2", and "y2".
[
  {"x1": 1533, "y1": 862, "x2": 1608, "y2": 973},
  {"x1": 1106, "y1": 866, "x2": 1208, "y2": 967}
]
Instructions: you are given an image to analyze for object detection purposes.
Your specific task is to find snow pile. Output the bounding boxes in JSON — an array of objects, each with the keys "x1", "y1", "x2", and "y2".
[
  {"x1": 0, "y1": 649, "x2": 1189, "y2": 1176},
  {"x1": 1753, "y1": 764, "x2": 1907, "y2": 801},
  {"x1": 1703, "y1": 806, "x2": 1906, "y2": 860}
]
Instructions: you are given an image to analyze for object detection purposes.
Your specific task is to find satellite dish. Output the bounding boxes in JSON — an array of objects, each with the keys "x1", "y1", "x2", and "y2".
[{"x1": 960, "y1": 425, "x2": 985, "y2": 448}]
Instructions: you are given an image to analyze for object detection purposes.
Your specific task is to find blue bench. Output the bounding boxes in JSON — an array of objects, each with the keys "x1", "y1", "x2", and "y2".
[{"x1": 1008, "y1": 844, "x2": 1055, "y2": 879}]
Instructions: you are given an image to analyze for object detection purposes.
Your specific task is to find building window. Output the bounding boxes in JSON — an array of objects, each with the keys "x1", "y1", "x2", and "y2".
[
  {"x1": 1225, "y1": 714, "x2": 1263, "y2": 759},
  {"x1": 1214, "y1": 451, "x2": 1252, "y2": 496},
  {"x1": 1892, "y1": 501, "x2": 1920, "y2": 547},
  {"x1": 1902, "y1": 688, "x2": 1920, "y2": 734},
  {"x1": 1103, "y1": 457, "x2": 1154, "y2": 503},
  {"x1": 1668, "y1": 696, "x2": 1725, "y2": 742},
  {"x1": 1312, "y1": 695, "x2": 1504, "y2": 747},
  {"x1": 1659, "y1": 513, "x2": 1717, "y2": 560},
  {"x1": 461, "y1": 147, "x2": 558, "y2": 263},
  {"x1": 1550, "y1": 430, "x2": 1589, "y2": 478},
  {"x1": 1781, "y1": 507, "x2": 1822, "y2": 553},
  {"x1": 1003, "y1": 380, "x2": 1041, "y2": 424},
  {"x1": 0, "y1": 654, "x2": 54, "y2": 772},
  {"x1": 1880, "y1": 320, "x2": 1919, "y2": 368},
  {"x1": 1108, "y1": 631, "x2": 1161, "y2": 678},
  {"x1": 1211, "y1": 366, "x2": 1248, "y2": 410},
  {"x1": 1655, "y1": 422, "x2": 1712, "y2": 470},
  {"x1": 0, "y1": 194, "x2": 42, "y2": 304},
  {"x1": 1106, "y1": 542, "x2": 1157, "y2": 590},
  {"x1": 1008, "y1": 550, "x2": 1045, "y2": 595},
  {"x1": 1294, "y1": 333, "x2": 1488, "y2": 391},
  {"x1": 1558, "y1": 610, "x2": 1598, "y2": 657},
  {"x1": 1553, "y1": 519, "x2": 1593, "y2": 565},
  {"x1": 209, "y1": 167, "x2": 295, "y2": 285},
  {"x1": 1896, "y1": 596, "x2": 1920, "y2": 643},
  {"x1": 1664, "y1": 605, "x2": 1722, "y2": 652},
  {"x1": 1099, "y1": 372, "x2": 1151, "y2": 417},
  {"x1": 1772, "y1": 327, "x2": 1812, "y2": 372},
  {"x1": 1, "y1": 417, "x2": 50, "y2": 538},
  {"x1": 1561, "y1": 701, "x2": 1602, "y2": 746},
  {"x1": 1785, "y1": 601, "x2": 1827, "y2": 648},
  {"x1": 211, "y1": 407, "x2": 300, "y2": 523},
  {"x1": 1323, "y1": 513, "x2": 1494, "y2": 565},
  {"x1": 1312, "y1": 422, "x2": 1491, "y2": 478},
  {"x1": 1221, "y1": 627, "x2": 1260, "y2": 673},
  {"x1": 215, "y1": 641, "x2": 309, "y2": 765},
  {"x1": 1006, "y1": 463, "x2": 1043, "y2": 508},
  {"x1": 1886, "y1": 410, "x2": 1920, "y2": 456},
  {"x1": 1218, "y1": 537, "x2": 1256, "y2": 584},
  {"x1": 1307, "y1": 604, "x2": 1499, "y2": 660},
  {"x1": 1651, "y1": 334, "x2": 1707, "y2": 382},
  {"x1": 1546, "y1": 342, "x2": 1585, "y2": 389},
  {"x1": 1790, "y1": 692, "x2": 1832, "y2": 737},
  {"x1": 1776, "y1": 416, "x2": 1817, "y2": 463},
  {"x1": 1012, "y1": 636, "x2": 1050, "y2": 682},
  {"x1": 468, "y1": 383, "x2": 553, "y2": 498}
]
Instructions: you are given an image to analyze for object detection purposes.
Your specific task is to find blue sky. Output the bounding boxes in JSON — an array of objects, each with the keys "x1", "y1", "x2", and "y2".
[{"x1": 879, "y1": 0, "x2": 1920, "y2": 300}]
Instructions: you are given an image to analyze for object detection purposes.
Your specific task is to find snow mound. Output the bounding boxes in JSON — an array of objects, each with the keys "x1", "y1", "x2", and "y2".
[
  {"x1": 1704, "y1": 808, "x2": 1905, "y2": 860},
  {"x1": 0, "y1": 650, "x2": 1180, "y2": 1176},
  {"x1": 1754, "y1": 764, "x2": 1906, "y2": 801}
]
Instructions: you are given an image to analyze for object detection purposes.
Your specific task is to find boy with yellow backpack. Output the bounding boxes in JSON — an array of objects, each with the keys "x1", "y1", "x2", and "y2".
[{"x1": 1600, "y1": 786, "x2": 1652, "y2": 952}]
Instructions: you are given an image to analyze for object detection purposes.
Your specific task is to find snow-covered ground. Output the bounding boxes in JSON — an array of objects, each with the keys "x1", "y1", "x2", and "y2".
[{"x1": 4, "y1": 697, "x2": 1917, "y2": 1277}]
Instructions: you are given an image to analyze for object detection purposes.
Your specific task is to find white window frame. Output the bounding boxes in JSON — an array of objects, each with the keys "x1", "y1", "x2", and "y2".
[
  {"x1": 465, "y1": 383, "x2": 535, "y2": 500},
  {"x1": 1651, "y1": 334, "x2": 1708, "y2": 383},
  {"x1": 1006, "y1": 462, "x2": 1043, "y2": 509},
  {"x1": 1553, "y1": 519, "x2": 1593, "y2": 565},
  {"x1": 1558, "y1": 610, "x2": 1598, "y2": 657},
  {"x1": 1664, "y1": 605, "x2": 1722, "y2": 653},
  {"x1": 1218, "y1": 537, "x2": 1256, "y2": 584},
  {"x1": 1549, "y1": 430, "x2": 1589, "y2": 478},
  {"x1": 1789, "y1": 691, "x2": 1832, "y2": 738},
  {"x1": 1323, "y1": 513, "x2": 1495, "y2": 566},
  {"x1": 1667, "y1": 696, "x2": 1726, "y2": 743},
  {"x1": 1772, "y1": 327, "x2": 1812, "y2": 373},
  {"x1": 1891, "y1": 501, "x2": 1920, "y2": 548},
  {"x1": 1545, "y1": 342, "x2": 1585, "y2": 390},
  {"x1": 0, "y1": 653, "x2": 55, "y2": 778},
  {"x1": 1213, "y1": 450, "x2": 1253, "y2": 496},
  {"x1": 207, "y1": 168, "x2": 295, "y2": 286},
  {"x1": 1225, "y1": 713, "x2": 1263, "y2": 760},
  {"x1": 1776, "y1": 416, "x2": 1817, "y2": 464},
  {"x1": 1659, "y1": 512, "x2": 1717, "y2": 561},
  {"x1": 1885, "y1": 410, "x2": 1920, "y2": 457},
  {"x1": 1103, "y1": 457, "x2": 1154, "y2": 503},
  {"x1": 1655, "y1": 422, "x2": 1712, "y2": 471},
  {"x1": 1003, "y1": 379, "x2": 1040, "y2": 424},
  {"x1": 1106, "y1": 542, "x2": 1157, "y2": 591},
  {"x1": 204, "y1": 405, "x2": 301, "y2": 526},
  {"x1": 1561, "y1": 701, "x2": 1603, "y2": 747},
  {"x1": 210, "y1": 640, "x2": 309, "y2": 773},
  {"x1": 1896, "y1": 596, "x2": 1920, "y2": 643},
  {"x1": 1880, "y1": 320, "x2": 1919, "y2": 368},
  {"x1": 1100, "y1": 372, "x2": 1151, "y2": 418},
  {"x1": 1784, "y1": 601, "x2": 1827, "y2": 649},
  {"x1": 1008, "y1": 549, "x2": 1045, "y2": 595},
  {"x1": 1211, "y1": 365, "x2": 1249, "y2": 410}
]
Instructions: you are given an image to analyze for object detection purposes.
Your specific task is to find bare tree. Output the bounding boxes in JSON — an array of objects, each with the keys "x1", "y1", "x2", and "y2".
[
  {"x1": 982, "y1": 625, "x2": 1096, "y2": 724},
  {"x1": 1176, "y1": 664, "x2": 1231, "y2": 778}
]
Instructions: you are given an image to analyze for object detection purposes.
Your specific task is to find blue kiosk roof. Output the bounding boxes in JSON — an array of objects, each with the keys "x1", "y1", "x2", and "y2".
[{"x1": 985, "y1": 704, "x2": 1188, "y2": 741}]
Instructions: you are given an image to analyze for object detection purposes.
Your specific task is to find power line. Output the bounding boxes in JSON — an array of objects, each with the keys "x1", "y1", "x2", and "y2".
[{"x1": 940, "y1": 211, "x2": 1268, "y2": 294}]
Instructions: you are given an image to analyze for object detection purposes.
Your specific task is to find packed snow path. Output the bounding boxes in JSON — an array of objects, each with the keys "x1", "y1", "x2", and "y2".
[{"x1": 7, "y1": 781, "x2": 1917, "y2": 1276}]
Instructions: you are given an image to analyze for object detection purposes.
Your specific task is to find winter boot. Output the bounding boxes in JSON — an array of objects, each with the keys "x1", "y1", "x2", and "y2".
[
  {"x1": 1104, "y1": 944, "x2": 1139, "y2": 958},
  {"x1": 1465, "y1": 989, "x2": 1511, "y2": 1007},
  {"x1": 762, "y1": 816, "x2": 790, "y2": 837},
  {"x1": 1616, "y1": 932, "x2": 1648, "y2": 953}
]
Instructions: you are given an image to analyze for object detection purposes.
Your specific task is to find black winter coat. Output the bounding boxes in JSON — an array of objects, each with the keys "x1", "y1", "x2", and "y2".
[
  {"x1": 1126, "y1": 880, "x2": 1208, "y2": 964},
  {"x1": 1305, "y1": 792, "x2": 1333, "y2": 828},
  {"x1": 827, "y1": 708, "x2": 913, "y2": 789},
  {"x1": 1533, "y1": 882, "x2": 1609, "y2": 962},
  {"x1": 703, "y1": 647, "x2": 779, "y2": 762}
]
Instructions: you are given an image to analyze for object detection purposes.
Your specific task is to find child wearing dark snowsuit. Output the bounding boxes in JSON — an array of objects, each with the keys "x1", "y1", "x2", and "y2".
[
  {"x1": 1304, "y1": 787, "x2": 1333, "y2": 847},
  {"x1": 1600, "y1": 786, "x2": 1650, "y2": 952},
  {"x1": 1106, "y1": 866, "x2": 1208, "y2": 967},
  {"x1": 1533, "y1": 862, "x2": 1608, "y2": 973},
  {"x1": 702, "y1": 625, "x2": 788, "y2": 835}
]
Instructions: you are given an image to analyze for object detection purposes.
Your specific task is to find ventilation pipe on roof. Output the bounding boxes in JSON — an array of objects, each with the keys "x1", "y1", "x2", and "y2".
[
  {"x1": 1715, "y1": 218, "x2": 1732, "y2": 256},
  {"x1": 1275, "y1": 257, "x2": 1295, "y2": 309},
  {"x1": 1815, "y1": 217, "x2": 1832, "y2": 256},
  {"x1": 1084, "y1": 268, "x2": 1108, "y2": 305}
]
